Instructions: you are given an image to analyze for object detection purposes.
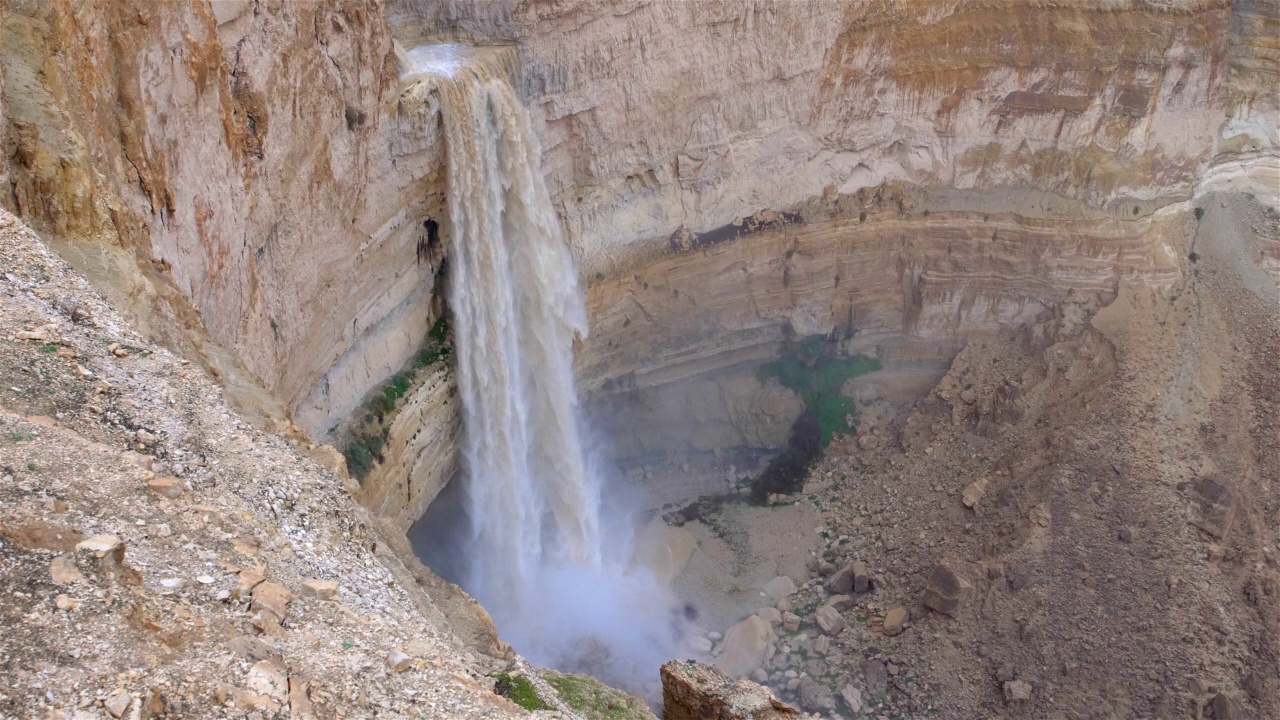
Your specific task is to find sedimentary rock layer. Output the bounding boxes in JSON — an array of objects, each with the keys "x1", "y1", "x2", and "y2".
[
  {"x1": 354, "y1": 367, "x2": 459, "y2": 535},
  {"x1": 576, "y1": 186, "x2": 1189, "y2": 456},
  {"x1": 391, "y1": 0, "x2": 1257, "y2": 277}
]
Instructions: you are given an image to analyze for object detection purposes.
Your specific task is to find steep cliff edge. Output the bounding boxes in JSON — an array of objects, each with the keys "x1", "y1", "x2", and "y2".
[{"x1": 0, "y1": 0, "x2": 449, "y2": 440}]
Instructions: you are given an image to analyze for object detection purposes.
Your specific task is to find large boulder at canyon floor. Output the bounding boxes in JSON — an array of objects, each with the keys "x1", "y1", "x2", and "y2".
[
  {"x1": 922, "y1": 561, "x2": 973, "y2": 617},
  {"x1": 714, "y1": 615, "x2": 772, "y2": 679}
]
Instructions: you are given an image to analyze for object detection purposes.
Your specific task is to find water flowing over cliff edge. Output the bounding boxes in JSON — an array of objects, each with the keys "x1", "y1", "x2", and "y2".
[{"x1": 405, "y1": 44, "x2": 680, "y2": 688}]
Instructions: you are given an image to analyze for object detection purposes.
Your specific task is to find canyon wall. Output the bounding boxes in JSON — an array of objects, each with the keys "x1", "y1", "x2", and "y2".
[
  {"x1": 390, "y1": 0, "x2": 1270, "y2": 277},
  {"x1": 2, "y1": 0, "x2": 1275, "y2": 516},
  {"x1": 0, "y1": 0, "x2": 448, "y2": 439},
  {"x1": 579, "y1": 185, "x2": 1191, "y2": 456}
]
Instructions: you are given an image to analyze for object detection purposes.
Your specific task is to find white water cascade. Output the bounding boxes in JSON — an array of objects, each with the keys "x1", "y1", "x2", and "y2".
[{"x1": 404, "y1": 45, "x2": 680, "y2": 685}]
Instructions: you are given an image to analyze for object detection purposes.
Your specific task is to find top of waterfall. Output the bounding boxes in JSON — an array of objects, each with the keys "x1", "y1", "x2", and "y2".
[{"x1": 402, "y1": 43, "x2": 480, "y2": 78}]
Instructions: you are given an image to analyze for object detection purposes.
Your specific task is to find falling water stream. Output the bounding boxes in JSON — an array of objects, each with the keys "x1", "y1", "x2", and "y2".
[{"x1": 403, "y1": 45, "x2": 680, "y2": 688}]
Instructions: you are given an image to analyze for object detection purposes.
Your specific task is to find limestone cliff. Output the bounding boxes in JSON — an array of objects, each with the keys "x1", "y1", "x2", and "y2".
[
  {"x1": 2, "y1": 0, "x2": 1275, "y2": 518},
  {"x1": 0, "y1": 0, "x2": 448, "y2": 440},
  {"x1": 390, "y1": 0, "x2": 1272, "y2": 277},
  {"x1": 578, "y1": 185, "x2": 1190, "y2": 455}
]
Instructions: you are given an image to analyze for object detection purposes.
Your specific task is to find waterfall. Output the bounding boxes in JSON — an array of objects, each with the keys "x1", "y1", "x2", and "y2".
[{"x1": 405, "y1": 45, "x2": 679, "y2": 686}]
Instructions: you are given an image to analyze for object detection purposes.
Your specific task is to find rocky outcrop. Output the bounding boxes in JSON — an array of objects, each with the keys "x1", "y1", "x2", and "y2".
[
  {"x1": 1199, "y1": 0, "x2": 1280, "y2": 205},
  {"x1": 661, "y1": 660, "x2": 798, "y2": 720},
  {"x1": 353, "y1": 366, "x2": 459, "y2": 535}
]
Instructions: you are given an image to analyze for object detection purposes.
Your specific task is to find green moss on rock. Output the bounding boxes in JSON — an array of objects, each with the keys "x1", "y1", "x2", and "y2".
[
  {"x1": 493, "y1": 673, "x2": 551, "y2": 712},
  {"x1": 541, "y1": 671, "x2": 657, "y2": 720}
]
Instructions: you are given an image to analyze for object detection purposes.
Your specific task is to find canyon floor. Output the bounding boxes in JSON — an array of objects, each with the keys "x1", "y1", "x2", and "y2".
[
  {"x1": 1, "y1": 189, "x2": 1277, "y2": 720},
  {"x1": 644, "y1": 193, "x2": 1280, "y2": 719}
]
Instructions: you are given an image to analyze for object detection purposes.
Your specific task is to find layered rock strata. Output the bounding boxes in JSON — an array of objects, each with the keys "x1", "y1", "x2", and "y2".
[
  {"x1": 391, "y1": 0, "x2": 1264, "y2": 278},
  {"x1": 578, "y1": 186, "x2": 1189, "y2": 456},
  {"x1": 352, "y1": 365, "x2": 459, "y2": 535}
]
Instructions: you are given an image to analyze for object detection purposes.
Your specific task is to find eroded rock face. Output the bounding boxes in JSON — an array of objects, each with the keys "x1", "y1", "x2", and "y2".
[
  {"x1": 354, "y1": 366, "x2": 459, "y2": 534},
  {"x1": 577, "y1": 189, "x2": 1188, "y2": 454},
  {"x1": 391, "y1": 0, "x2": 1275, "y2": 277},
  {"x1": 661, "y1": 660, "x2": 798, "y2": 720},
  {"x1": 0, "y1": 0, "x2": 447, "y2": 439}
]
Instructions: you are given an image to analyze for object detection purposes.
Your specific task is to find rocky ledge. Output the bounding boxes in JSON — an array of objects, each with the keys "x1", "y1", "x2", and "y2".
[{"x1": 661, "y1": 660, "x2": 800, "y2": 720}]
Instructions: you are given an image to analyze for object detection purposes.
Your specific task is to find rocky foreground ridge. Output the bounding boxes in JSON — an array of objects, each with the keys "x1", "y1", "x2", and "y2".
[{"x1": 0, "y1": 209, "x2": 531, "y2": 718}]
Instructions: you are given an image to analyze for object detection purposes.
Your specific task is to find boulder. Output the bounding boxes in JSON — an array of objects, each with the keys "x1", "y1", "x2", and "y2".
[
  {"x1": 75, "y1": 534, "x2": 124, "y2": 564},
  {"x1": 1003, "y1": 680, "x2": 1033, "y2": 703},
  {"x1": 714, "y1": 615, "x2": 771, "y2": 679},
  {"x1": 797, "y1": 678, "x2": 836, "y2": 712},
  {"x1": 635, "y1": 519, "x2": 698, "y2": 584},
  {"x1": 232, "y1": 569, "x2": 265, "y2": 600},
  {"x1": 962, "y1": 478, "x2": 988, "y2": 508},
  {"x1": 757, "y1": 607, "x2": 783, "y2": 626},
  {"x1": 386, "y1": 650, "x2": 412, "y2": 672},
  {"x1": 662, "y1": 660, "x2": 798, "y2": 720},
  {"x1": 761, "y1": 576, "x2": 797, "y2": 603},
  {"x1": 922, "y1": 562, "x2": 972, "y2": 617},
  {"x1": 146, "y1": 476, "x2": 183, "y2": 499},
  {"x1": 824, "y1": 560, "x2": 872, "y2": 595},
  {"x1": 814, "y1": 605, "x2": 846, "y2": 636},
  {"x1": 227, "y1": 635, "x2": 281, "y2": 663},
  {"x1": 104, "y1": 690, "x2": 131, "y2": 718},
  {"x1": 862, "y1": 660, "x2": 889, "y2": 695},
  {"x1": 289, "y1": 676, "x2": 316, "y2": 720},
  {"x1": 1209, "y1": 692, "x2": 1244, "y2": 720},
  {"x1": 689, "y1": 635, "x2": 714, "y2": 655},
  {"x1": 782, "y1": 612, "x2": 800, "y2": 632},
  {"x1": 825, "y1": 594, "x2": 853, "y2": 611},
  {"x1": 246, "y1": 660, "x2": 289, "y2": 700},
  {"x1": 882, "y1": 607, "x2": 908, "y2": 636},
  {"x1": 251, "y1": 582, "x2": 293, "y2": 621},
  {"x1": 301, "y1": 579, "x2": 339, "y2": 600},
  {"x1": 840, "y1": 685, "x2": 863, "y2": 714}
]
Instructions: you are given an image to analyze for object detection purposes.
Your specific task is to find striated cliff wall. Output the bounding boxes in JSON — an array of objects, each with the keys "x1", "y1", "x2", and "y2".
[
  {"x1": 389, "y1": 0, "x2": 1270, "y2": 277},
  {"x1": 578, "y1": 184, "x2": 1191, "y2": 455}
]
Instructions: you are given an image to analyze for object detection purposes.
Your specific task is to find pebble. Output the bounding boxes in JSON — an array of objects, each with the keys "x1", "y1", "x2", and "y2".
[
  {"x1": 387, "y1": 650, "x2": 413, "y2": 672},
  {"x1": 302, "y1": 578, "x2": 340, "y2": 600}
]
